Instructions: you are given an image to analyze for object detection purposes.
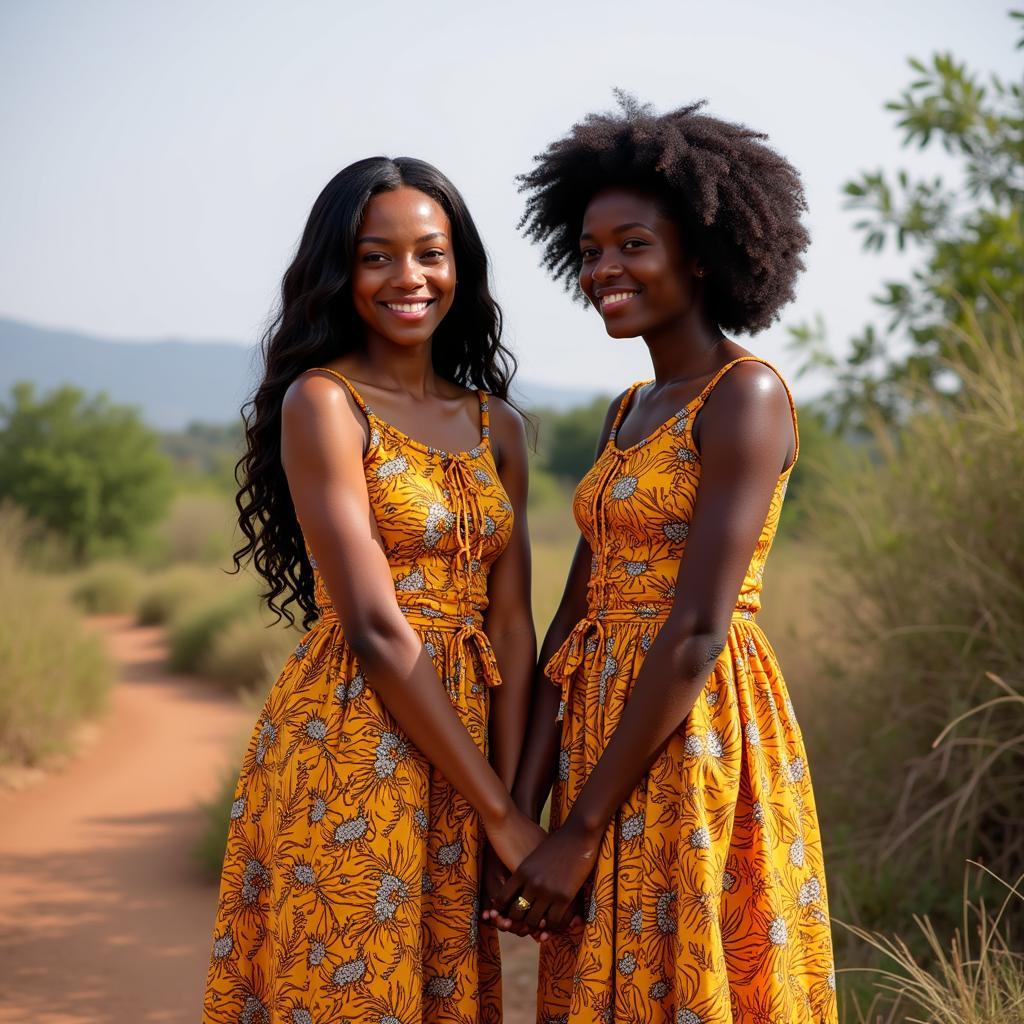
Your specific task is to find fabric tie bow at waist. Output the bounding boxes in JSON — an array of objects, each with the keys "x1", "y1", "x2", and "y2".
[{"x1": 316, "y1": 603, "x2": 503, "y2": 696}]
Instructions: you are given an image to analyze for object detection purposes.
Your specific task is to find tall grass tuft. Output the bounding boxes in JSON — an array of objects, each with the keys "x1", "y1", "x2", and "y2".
[
  {"x1": 798, "y1": 302, "x2": 1024, "y2": 983},
  {"x1": 166, "y1": 574, "x2": 297, "y2": 693},
  {"x1": 844, "y1": 866, "x2": 1024, "y2": 1024},
  {"x1": 0, "y1": 506, "x2": 112, "y2": 766}
]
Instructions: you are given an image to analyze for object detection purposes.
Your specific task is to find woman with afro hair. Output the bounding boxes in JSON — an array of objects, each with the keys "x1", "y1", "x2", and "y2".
[{"x1": 488, "y1": 95, "x2": 837, "y2": 1023}]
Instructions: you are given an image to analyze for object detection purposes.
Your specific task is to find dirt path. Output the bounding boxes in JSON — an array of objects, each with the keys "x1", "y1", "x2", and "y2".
[{"x1": 0, "y1": 616, "x2": 539, "y2": 1023}]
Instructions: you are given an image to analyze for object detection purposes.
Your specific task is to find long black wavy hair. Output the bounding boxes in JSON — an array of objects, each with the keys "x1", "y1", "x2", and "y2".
[{"x1": 234, "y1": 156, "x2": 518, "y2": 628}]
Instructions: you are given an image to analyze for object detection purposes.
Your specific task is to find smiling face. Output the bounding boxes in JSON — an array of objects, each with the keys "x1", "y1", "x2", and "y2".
[
  {"x1": 351, "y1": 186, "x2": 456, "y2": 348},
  {"x1": 578, "y1": 188, "x2": 702, "y2": 340}
]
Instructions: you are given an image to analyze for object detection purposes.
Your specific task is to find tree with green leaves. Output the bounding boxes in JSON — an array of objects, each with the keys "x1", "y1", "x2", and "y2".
[
  {"x1": 0, "y1": 382, "x2": 173, "y2": 559},
  {"x1": 791, "y1": 10, "x2": 1024, "y2": 429},
  {"x1": 538, "y1": 395, "x2": 611, "y2": 483}
]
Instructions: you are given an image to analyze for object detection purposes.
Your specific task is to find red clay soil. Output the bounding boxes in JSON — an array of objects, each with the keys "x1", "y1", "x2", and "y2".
[{"x1": 0, "y1": 616, "x2": 539, "y2": 1023}]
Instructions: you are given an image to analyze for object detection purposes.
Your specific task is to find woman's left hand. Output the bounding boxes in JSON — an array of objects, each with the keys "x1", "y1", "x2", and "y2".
[
  {"x1": 479, "y1": 843, "x2": 509, "y2": 924},
  {"x1": 492, "y1": 819, "x2": 602, "y2": 932}
]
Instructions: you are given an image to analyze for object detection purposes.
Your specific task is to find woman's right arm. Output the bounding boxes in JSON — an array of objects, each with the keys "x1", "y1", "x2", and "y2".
[
  {"x1": 510, "y1": 392, "x2": 624, "y2": 821},
  {"x1": 509, "y1": 538, "x2": 590, "y2": 820},
  {"x1": 281, "y1": 373, "x2": 543, "y2": 871}
]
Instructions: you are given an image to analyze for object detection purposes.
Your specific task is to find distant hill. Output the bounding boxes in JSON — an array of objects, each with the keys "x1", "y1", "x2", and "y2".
[{"x1": 0, "y1": 317, "x2": 597, "y2": 430}]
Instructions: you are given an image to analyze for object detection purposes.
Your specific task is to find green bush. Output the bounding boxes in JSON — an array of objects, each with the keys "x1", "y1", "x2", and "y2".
[
  {"x1": 70, "y1": 561, "x2": 144, "y2": 614},
  {"x1": 137, "y1": 564, "x2": 229, "y2": 626},
  {"x1": 535, "y1": 397, "x2": 611, "y2": 484},
  {"x1": 200, "y1": 610, "x2": 296, "y2": 693},
  {"x1": 804, "y1": 307, "x2": 1024, "y2": 948},
  {"x1": 167, "y1": 589, "x2": 256, "y2": 674},
  {"x1": 153, "y1": 492, "x2": 236, "y2": 567},
  {"x1": 194, "y1": 763, "x2": 241, "y2": 880},
  {"x1": 0, "y1": 382, "x2": 172, "y2": 559},
  {"x1": 0, "y1": 508, "x2": 112, "y2": 766}
]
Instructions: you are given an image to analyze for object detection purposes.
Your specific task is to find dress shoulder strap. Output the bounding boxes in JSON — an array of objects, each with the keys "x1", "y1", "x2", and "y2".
[
  {"x1": 607, "y1": 381, "x2": 650, "y2": 445},
  {"x1": 308, "y1": 367, "x2": 373, "y2": 416},
  {"x1": 693, "y1": 356, "x2": 800, "y2": 471},
  {"x1": 477, "y1": 390, "x2": 490, "y2": 438}
]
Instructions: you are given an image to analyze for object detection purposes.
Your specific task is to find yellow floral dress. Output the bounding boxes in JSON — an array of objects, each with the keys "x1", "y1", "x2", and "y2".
[
  {"x1": 538, "y1": 357, "x2": 837, "y2": 1024},
  {"x1": 203, "y1": 370, "x2": 512, "y2": 1024}
]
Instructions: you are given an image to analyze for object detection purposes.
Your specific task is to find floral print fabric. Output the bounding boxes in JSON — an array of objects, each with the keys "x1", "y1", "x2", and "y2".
[
  {"x1": 203, "y1": 370, "x2": 512, "y2": 1024},
  {"x1": 538, "y1": 357, "x2": 837, "y2": 1024}
]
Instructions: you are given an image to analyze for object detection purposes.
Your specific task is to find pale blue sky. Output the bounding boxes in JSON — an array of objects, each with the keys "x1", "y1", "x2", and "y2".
[{"x1": 0, "y1": 0, "x2": 1017, "y2": 395}]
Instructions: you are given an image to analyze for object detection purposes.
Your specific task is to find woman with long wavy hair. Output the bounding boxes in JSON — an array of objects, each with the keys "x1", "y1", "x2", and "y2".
[{"x1": 202, "y1": 156, "x2": 543, "y2": 1024}]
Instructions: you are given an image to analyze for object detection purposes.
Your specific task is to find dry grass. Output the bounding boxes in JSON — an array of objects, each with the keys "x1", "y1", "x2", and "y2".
[
  {"x1": 136, "y1": 563, "x2": 234, "y2": 626},
  {"x1": 776, "y1": 304, "x2": 1024, "y2": 1018},
  {"x1": 154, "y1": 491, "x2": 237, "y2": 566},
  {"x1": 843, "y1": 866, "x2": 1024, "y2": 1024},
  {"x1": 164, "y1": 568, "x2": 298, "y2": 694},
  {"x1": 200, "y1": 610, "x2": 298, "y2": 694},
  {"x1": 69, "y1": 560, "x2": 144, "y2": 613},
  {"x1": 0, "y1": 507, "x2": 112, "y2": 766},
  {"x1": 531, "y1": 540, "x2": 576, "y2": 636},
  {"x1": 808, "y1": 307, "x2": 1024, "y2": 902},
  {"x1": 167, "y1": 587, "x2": 258, "y2": 674},
  {"x1": 757, "y1": 540, "x2": 825, "y2": 702}
]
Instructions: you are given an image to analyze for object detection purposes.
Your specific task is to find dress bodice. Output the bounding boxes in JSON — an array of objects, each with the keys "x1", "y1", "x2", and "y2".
[
  {"x1": 572, "y1": 356, "x2": 798, "y2": 623},
  {"x1": 305, "y1": 370, "x2": 514, "y2": 629}
]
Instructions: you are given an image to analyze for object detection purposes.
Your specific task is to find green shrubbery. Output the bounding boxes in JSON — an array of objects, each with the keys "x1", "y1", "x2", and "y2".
[
  {"x1": 165, "y1": 578, "x2": 296, "y2": 693},
  {"x1": 167, "y1": 589, "x2": 257, "y2": 674},
  {"x1": 0, "y1": 507, "x2": 112, "y2": 766},
  {"x1": 152, "y1": 492, "x2": 238, "y2": 567},
  {"x1": 795, "y1": 308, "x2": 1024, "y2": 1010},
  {"x1": 0, "y1": 383, "x2": 172, "y2": 560},
  {"x1": 136, "y1": 564, "x2": 222, "y2": 625},
  {"x1": 70, "y1": 561, "x2": 144, "y2": 614},
  {"x1": 199, "y1": 610, "x2": 297, "y2": 693}
]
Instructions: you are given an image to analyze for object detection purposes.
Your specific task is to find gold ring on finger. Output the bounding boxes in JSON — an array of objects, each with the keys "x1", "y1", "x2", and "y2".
[{"x1": 515, "y1": 895, "x2": 531, "y2": 911}]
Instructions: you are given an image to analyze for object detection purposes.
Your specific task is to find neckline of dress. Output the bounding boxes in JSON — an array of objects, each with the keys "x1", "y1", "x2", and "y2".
[
  {"x1": 604, "y1": 377, "x2": 798, "y2": 483},
  {"x1": 367, "y1": 390, "x2": 489, "y2": 460},
  {"x1": 607, "y1": 379, "x2": 699, "y2": 455}
]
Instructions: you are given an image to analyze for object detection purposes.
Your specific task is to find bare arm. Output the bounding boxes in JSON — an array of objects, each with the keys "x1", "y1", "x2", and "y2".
[
  {"x1": 510, "y1": 393, "x2": 625, "y2": 821},
  {"x1": 281, "y1": 373, "x2": 544, "y2": 871},
  {"x1": 498, "y1": 364, "x2": 796, "y2": 929},
  {"x1": 484, "y1": 398, "x2": 536, "y2": 788}
]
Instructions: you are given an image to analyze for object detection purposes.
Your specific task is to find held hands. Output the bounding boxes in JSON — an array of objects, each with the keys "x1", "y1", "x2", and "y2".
[
  {"x1": 479, "y1": 806, "x2": 550, "y2": 941},
  {"x1": 480, "y1": 840, "x2": 557, "y2": 942},
  {"x1": 483, "y1": 803, "x2": 547, "y2": 876},
  {"x1": 489, "y1": 818, "x2": 601, "y2": 935}
]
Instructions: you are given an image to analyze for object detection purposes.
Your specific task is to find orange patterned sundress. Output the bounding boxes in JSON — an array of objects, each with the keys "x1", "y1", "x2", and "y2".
[
  {"x1": 538, "y1": 357, "x2": 837, "y2": 1024},
  {"x1": 203, "y1": 370, "x2": 512, "y2": 1024}
]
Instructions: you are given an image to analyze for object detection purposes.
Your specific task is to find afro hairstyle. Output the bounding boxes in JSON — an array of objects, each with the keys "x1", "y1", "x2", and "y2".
[{"x1": 518, "y1": 92, "x2": 810, "y2": 334}]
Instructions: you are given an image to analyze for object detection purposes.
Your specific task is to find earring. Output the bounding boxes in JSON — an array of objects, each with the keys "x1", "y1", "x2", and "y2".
[{"x1": 695, "y1": 268, "x2": 705, "y2": 279}]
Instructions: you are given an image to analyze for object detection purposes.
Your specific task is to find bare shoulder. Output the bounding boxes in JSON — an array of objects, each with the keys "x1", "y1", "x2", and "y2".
[
  {"x1": 705, "y1": 361, "x2": 791, "y2": 418},
  {"x1": 487, "y1": 394, "x2": 528, "y2": 463},
  {"x1": 698, "y1": 361, "x2": 795, "y2": 468},
  {"x1": 283, "y1": 370, "x2": 360, "y2": 423},
  {"x1": 280, "y1": 370, "x2": 367, "y2": 459},
  {"x1": 608, "y1": 388, "x2": 630, "y2": 412},
  {"x1": 605, "y1": 388, "x2": 630, "y2": 423}
]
